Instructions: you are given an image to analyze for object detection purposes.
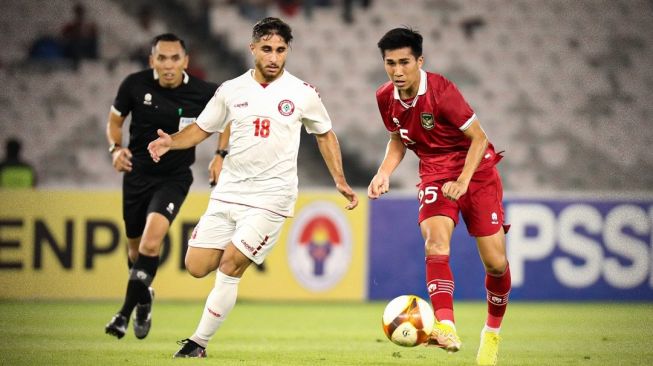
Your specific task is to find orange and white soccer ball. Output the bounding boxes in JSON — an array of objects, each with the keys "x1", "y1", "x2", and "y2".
[{"x1": 382, "y1": 295, "x2": 435, "y2": 347}]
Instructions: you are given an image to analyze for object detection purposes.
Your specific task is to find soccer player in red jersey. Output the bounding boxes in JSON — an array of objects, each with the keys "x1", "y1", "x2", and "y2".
[{"x1": 368, "y1": 28, "x2": 511, "y2": 366}]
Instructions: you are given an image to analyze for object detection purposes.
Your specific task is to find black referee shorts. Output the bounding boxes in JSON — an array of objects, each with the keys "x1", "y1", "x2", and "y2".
[{"x1": 122, "y1": 170, "x2": 193, "y2": 239}]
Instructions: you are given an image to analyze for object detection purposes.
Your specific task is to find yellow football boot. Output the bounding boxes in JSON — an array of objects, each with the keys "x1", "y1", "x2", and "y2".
[
  {"x1": 476, "y1": 330, "x2": 501, "y2": 365},
  {"x1": 426, "y1": 321, "x2": 462, "y2": 353}
]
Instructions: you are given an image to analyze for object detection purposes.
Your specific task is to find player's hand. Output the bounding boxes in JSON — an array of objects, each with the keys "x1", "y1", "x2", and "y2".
[
  {"x1": 336, "y1": 182, "x2": 359, "y2": 210},
  {"x1": 368, "y1": 173, "x2": 390, "y2": 199},
  {"x1": 147, "y1": 129, "x2": 172, "y2": 163},
  {"x1": 208, "y1": 155, "x2": 224, "y2": 187},
  {"x1": 441, "y1": 180, "x2": 469, "y2": 201},
  {"x1": 111, "y1": 147, "x2": 133, "y2": 172}
]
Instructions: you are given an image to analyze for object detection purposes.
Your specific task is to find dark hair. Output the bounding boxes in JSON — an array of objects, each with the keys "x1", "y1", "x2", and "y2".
[
  {"x1": 377, "y1": 27, "x2": 423, "y2": 58},
  {"x1": 151, "y1": 33, "x2": 187, "y2": 54},
  {"x1": 252, "y1": 17, "x2": 293, "y2": 44}
]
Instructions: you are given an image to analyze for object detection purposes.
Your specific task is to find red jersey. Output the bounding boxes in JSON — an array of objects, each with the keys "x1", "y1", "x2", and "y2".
[{"x1": 376, "y1": 70, "x2": 499, "y2": 182}]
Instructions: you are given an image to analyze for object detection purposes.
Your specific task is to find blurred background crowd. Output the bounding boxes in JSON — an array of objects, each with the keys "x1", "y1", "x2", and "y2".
[{"x1": 1, "y1": 0, "x2": 651, "y2": 192}]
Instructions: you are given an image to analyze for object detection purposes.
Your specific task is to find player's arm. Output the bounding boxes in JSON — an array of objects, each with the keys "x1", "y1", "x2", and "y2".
[
  {"x1": 148, "y1": 123, "x2": 212, "y2": 163},
  {"x1": 368, "y1": 132, "x2": 406, "y2": 199},
  {"x1": 106, "y1": 109, "x2": 132, "y2": 172},
  {"x1": 314, "y1": 130, "x2": 358, "y2": 210},
  {"x1": 208, "y1": 122, "x2": 230, "y2": 186},
  {"x1": 441, "y1": 118, "x2": 488, "y2": 200}
]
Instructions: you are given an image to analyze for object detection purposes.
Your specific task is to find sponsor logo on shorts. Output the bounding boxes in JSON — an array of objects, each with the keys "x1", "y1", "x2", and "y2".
[
  {"x1": 287, "y1": 202, "x2": 352, "y2": 292},
  {"x1": 491, "y1": 212, "x2": 498, "y2": 225},
  {"x1": 166, "y1": 203, "x2": 175, "y2": 214},
  {"x1": 240, "y1": 239, "x2": 256, "y2": 253}
]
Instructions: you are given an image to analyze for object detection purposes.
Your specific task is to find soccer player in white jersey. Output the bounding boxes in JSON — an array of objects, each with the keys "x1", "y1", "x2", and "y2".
[{"x1": 147, "y1": 17, "x2": 359, "y2": 358}]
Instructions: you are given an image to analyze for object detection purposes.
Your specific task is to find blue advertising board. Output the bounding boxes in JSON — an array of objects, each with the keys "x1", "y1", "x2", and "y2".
[{"x1": 368, "y1": 195, "x2": 653, "y2": 301}]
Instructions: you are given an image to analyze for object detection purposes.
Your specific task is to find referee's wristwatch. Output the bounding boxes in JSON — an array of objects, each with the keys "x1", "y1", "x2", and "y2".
[
  {"x1": 109, "y1": 143, "x2": 121, "y2": 154},
  {"x1": 215, "y1": 149, "x2": 229, "y2": 158}
]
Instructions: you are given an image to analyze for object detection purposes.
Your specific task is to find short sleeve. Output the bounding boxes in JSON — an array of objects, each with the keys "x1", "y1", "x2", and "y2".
[
  {"x1": 196, "y1": 85, "x2": 229, "y2": 133},
  {"x1": 112, "y1": 75, "x2": 133, "y2": 116},
  {"x1": 438, "y1": 81, "x2": 475, "y2": 130},
  {"x1": 301, "y1": 87, "x2": 332, "y2": 134},
  {"x1": 376, "y1": 86, "x2": 397, "y2": 133}
]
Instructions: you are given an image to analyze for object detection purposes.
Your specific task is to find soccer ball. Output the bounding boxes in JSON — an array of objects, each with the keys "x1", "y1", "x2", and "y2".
[{"x1": 382, "y1": 295, "x2": 435, "y2": 347}]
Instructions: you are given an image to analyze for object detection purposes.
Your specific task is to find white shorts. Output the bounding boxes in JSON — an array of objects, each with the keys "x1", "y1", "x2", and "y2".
[{"x1": 188, "y1": 199, "x2": 285, "y2": 264}]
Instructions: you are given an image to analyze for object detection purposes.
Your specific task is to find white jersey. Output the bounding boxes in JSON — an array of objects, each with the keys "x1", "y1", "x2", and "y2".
[{"x1": 196, "y1": 70, "x2": 332, "y2": 217}]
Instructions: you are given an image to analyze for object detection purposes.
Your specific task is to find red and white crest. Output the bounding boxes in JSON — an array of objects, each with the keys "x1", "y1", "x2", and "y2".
[{"x1": 278, "y1": 99, "x2": 295, "y2": 116}]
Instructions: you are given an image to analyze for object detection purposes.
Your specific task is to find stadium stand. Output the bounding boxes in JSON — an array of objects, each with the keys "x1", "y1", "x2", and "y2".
[
  {"x1": 221, "y1": 0, "x2": 653, "y2": 191},
  {"x1": 1, "y1": 0, "x2": 651, "y2": 191}
]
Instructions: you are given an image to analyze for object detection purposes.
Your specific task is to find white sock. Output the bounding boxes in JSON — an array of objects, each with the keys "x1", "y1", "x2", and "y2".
[
  {"x1": 441, "y1": 319, "x2": 456, "y2": 329},
  {"x1": 190, "y1": 270, "x2": 240, "y2": 348},
  {"x1": 483, "y1": 325, "x2": 500, "y2": 334}
]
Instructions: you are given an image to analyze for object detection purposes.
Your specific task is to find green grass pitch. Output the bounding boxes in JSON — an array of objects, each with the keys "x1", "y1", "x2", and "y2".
[{"x1": 1, "y1": 300, "x2": 652, "y2": 365}]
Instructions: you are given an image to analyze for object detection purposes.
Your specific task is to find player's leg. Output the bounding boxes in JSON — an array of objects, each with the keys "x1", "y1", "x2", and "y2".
[
  {"x1": 418, "y1": 180, "x2": 462, "y2": 352},
  {"x1": 421, "y1": 216, "x2": 455, "y2": 323},
  {"x1": 461, "y1": 167, "x2": 510, "y2": 365},
  {"x1": 189, "y1": 245, "x2": 251, "y2": 342},
  {"x1": 174, "y1": 204, "x2": 284, "y2": 358},
  {"x1": 184, "y1": 246, "x2": 223, "y2": 278},
  {"x1": 421, "y1": 216, "x2": 462, "y2": 352},
  {"x1": 475, "y1": 229, "x2": 509, "y2": 366},
  {"x1": 476, "y1": 228, "x2": 510, "y2": 329}
]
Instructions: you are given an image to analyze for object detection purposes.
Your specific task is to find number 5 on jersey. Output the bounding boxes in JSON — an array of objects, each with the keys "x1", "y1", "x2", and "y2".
[
  {"x1": 418, "y1": 186, "x2": 438, "y2": 211},
  {"x1": 253, "y1": 118, "x2": 270, "y2": 137},
  {"x1": 399, "y1": 128, "x2": 416, "y2": 145}
]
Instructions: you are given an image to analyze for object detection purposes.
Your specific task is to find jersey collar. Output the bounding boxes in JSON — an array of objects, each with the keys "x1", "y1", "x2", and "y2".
[
  {"x1": 393, "y1": 69, "x2": 427, "y2": 108},
  {"x1": 248, "y1": 68, "x2": 287, "y2": 86},
  {"x1": 152, "y1": 69, "x2": 190, "y2": 84}
]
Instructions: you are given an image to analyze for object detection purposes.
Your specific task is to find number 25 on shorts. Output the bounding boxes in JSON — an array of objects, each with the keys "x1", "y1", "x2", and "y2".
[{"x1": 418, "y1": 186, "x2": 438, "y2": 211}]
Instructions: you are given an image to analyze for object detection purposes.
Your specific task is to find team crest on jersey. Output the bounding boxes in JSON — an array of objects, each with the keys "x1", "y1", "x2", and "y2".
[
  {"x1": 278, "y1": 99, "x2": 295, "y2": 116},
  {"x1": 420, "y1": 113, "x2": 435, "y2": 130}
]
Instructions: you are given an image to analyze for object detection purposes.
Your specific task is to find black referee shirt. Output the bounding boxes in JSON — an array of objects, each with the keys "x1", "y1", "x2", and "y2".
[{"x1": 112, "y1": 69, "x2": 217, "y2": 175}]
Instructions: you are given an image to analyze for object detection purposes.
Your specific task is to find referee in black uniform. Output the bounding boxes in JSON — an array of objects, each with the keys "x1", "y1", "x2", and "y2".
[{"x1": 104, "y1": 33, "x2": 228, "y2": 340}]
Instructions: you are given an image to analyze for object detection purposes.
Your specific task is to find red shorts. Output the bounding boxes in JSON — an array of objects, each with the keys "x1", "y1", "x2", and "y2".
[{"x1": 417, "y1": 166, "x2": 509, "y2": 237}]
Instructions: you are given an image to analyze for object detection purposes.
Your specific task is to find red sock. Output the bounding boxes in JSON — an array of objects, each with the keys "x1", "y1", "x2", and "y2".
[
  {"x1": 425, "y1": 255, "x2": 455, "y2": 323},
  {"x1": 485, "y1": 263, "x2": 511, "y2": 329}
]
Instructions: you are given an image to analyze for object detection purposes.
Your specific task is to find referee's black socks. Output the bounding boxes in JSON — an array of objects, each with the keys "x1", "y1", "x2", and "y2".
[{"x1": 119, "y1": 253, "x2": 159, "y2": 318}]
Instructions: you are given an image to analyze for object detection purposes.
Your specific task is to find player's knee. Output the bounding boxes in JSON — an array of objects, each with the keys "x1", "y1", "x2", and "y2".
[
  {"x1": 183, "y1": 257, "x2": 210, "y2": 278},
  {"x1": 218, "y1": 260, "x2": 248, "y2": 278},
  {"x1": 424, "y1": 239, "x2": 450, "y2": 255},
  {"x1": 484, "y1": 257, "x2": 508, "y2": 275}
]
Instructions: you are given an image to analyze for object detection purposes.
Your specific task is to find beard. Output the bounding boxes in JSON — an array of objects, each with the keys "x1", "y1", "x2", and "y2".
[{"x1": 255, "y1": 60, "x2": 284, "y2": 82}]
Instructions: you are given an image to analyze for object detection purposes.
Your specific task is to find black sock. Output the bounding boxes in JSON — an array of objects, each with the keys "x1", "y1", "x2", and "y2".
[{"x1": 119, "y1": 253, "x2": 159, "y2": 318}]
